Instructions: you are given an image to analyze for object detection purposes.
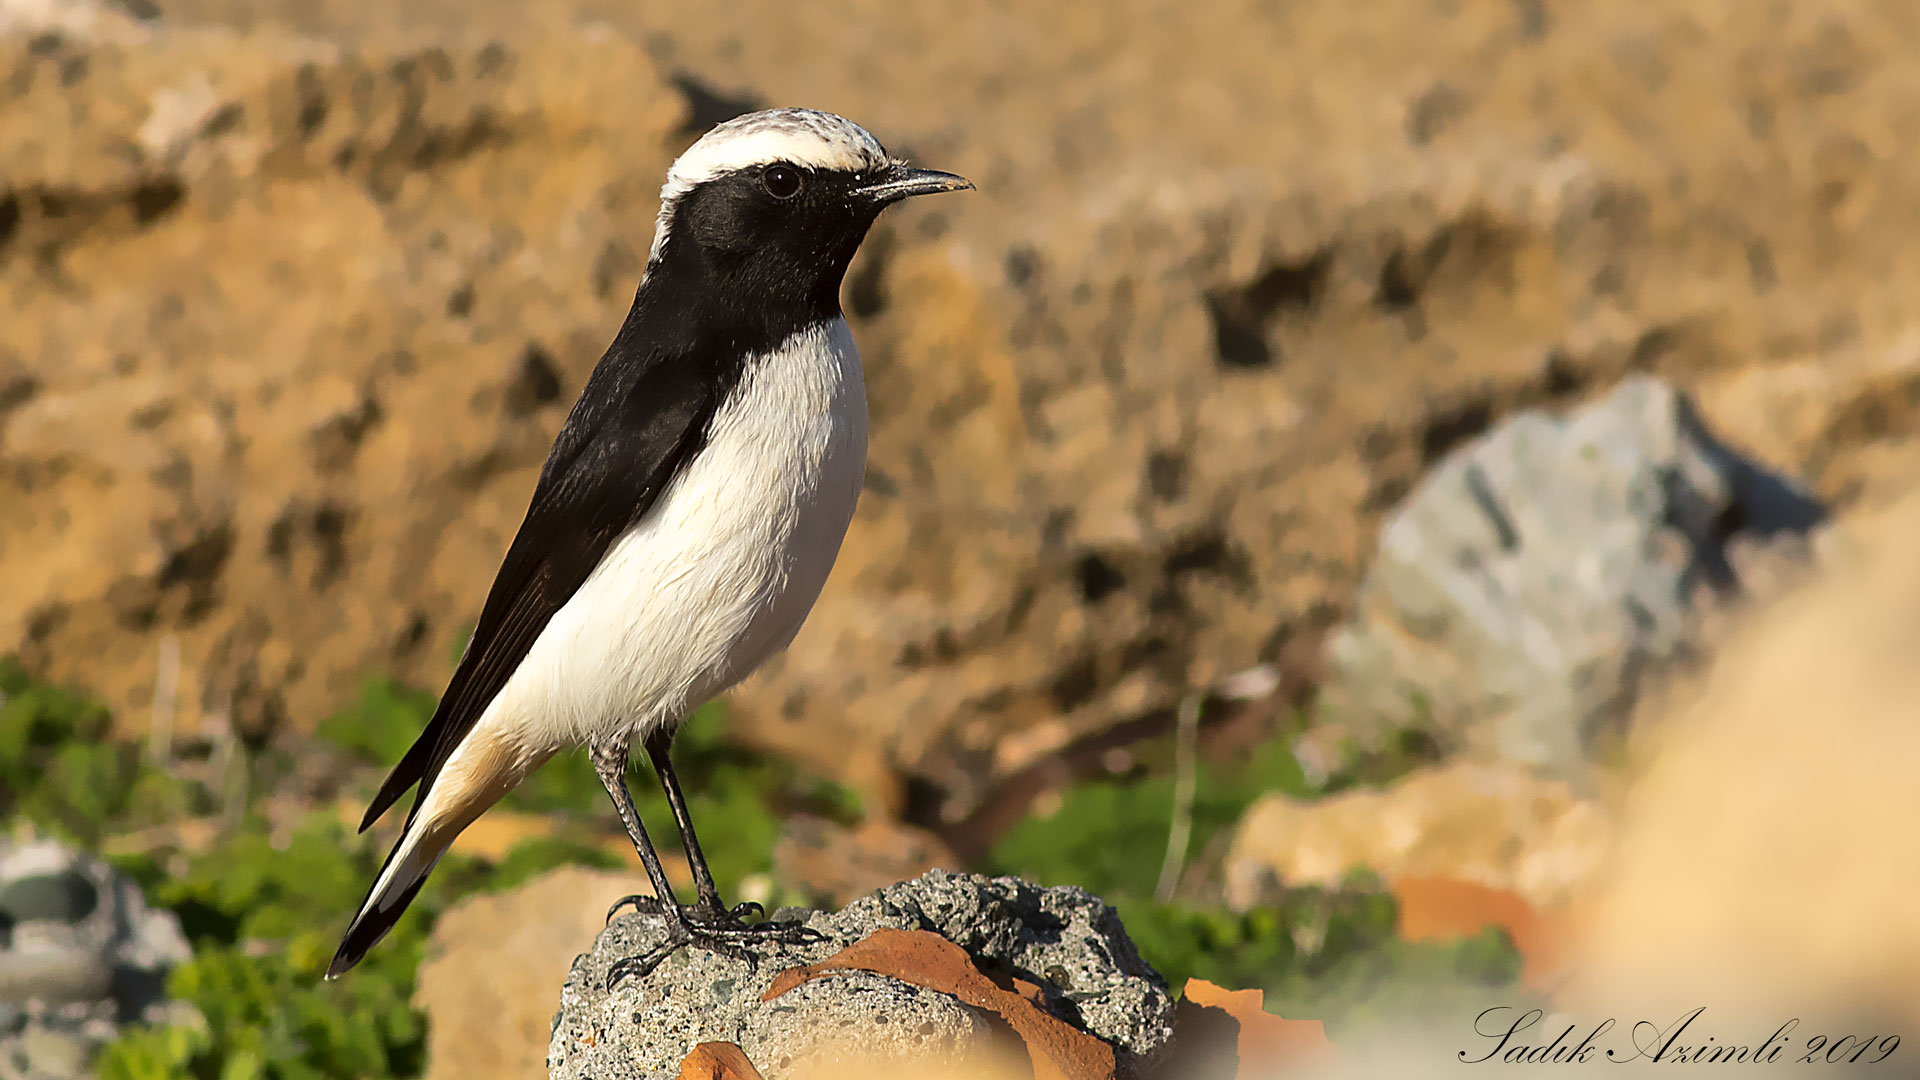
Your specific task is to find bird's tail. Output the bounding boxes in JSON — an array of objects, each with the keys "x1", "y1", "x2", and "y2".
[
  {"x1": 327, "y1": 726, "x2": 548, "y2": 979},
  {"x1": 326, "y1": 808, "x2": 451, "y2": 979}
]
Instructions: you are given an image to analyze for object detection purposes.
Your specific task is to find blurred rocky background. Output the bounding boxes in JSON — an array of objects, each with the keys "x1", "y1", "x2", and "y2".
[{"x1": 3, "y1": 0, "x2": 1919, "y2": 1076}]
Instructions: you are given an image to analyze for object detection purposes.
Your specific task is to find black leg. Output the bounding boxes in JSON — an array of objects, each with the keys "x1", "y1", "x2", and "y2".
[
  {"x1": 644, "y1": 727, "x2": 737, "y2": 917},
  {"x1": 592, "y1": 737, "x2": 683, "y2": 924},
  {"x1": 593, "y1": 730, "x2": 823, "y2": 987}
]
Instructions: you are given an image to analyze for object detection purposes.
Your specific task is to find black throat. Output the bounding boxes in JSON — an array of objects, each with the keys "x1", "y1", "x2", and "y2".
[
  {"x1": 624, "y1": 166, "x2": 886, "y2": 359},
  {"x1": 566, "y1": 165, "x2": 883, "y2": 476}
]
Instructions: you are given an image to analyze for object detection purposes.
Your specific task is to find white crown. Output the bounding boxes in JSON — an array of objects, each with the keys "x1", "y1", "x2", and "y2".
[{"x1": 649, "y1": 109, "x2": 893, "y2": 261}]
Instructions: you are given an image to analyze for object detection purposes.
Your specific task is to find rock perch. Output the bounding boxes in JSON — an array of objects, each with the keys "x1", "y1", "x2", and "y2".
[{"x1": 546, "y1": 870, "x2": 1176, "y2": 1079}]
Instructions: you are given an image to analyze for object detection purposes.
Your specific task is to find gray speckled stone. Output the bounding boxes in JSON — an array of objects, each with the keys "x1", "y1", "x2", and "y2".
[
  {"x1": 1322, "y1": 375, "x2": 1826, "y2": 778},
  {"x1": 0, "y1": 839, "x2": 191, "y2": 1080},
  {"x1": 546, "y1": 870, "x2": 1176, "y2": 1080}
]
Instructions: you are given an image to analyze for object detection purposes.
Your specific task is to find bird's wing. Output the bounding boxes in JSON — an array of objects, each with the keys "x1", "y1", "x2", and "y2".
[{"x1": 357, "y1": 352, "x2": 721, "y2": 833}]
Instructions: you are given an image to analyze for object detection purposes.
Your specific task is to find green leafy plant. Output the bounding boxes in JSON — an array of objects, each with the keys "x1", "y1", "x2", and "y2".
[
  {"x1": 495, "y1": 703, "x2": 853, "y2": 897},
  {"x1": 985, "y1": 729, "x2": 1524, "y2": 1033},
  {"x1": 316, "y1": 679, "x2": 439, "y2": 767},
  {"x1": 0, "y1": 657, "x2": 207, "y2": 846},
  {"x1": 102, "y1": 811, "x2": 463, "y2": 1080},
  {"x1": 989, "y1": 738, "x2": 1311, "y2": 900}
]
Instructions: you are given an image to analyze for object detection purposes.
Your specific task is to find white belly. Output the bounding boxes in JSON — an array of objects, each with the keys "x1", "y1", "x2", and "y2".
[{"x1": 478, "y1": 317, "x2": 868, "y2": 752}]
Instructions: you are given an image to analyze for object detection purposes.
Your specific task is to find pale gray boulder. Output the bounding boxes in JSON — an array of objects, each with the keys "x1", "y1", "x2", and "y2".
[{"x1": 1322, "y1": 376, "x2": 1825, "y2": 777}]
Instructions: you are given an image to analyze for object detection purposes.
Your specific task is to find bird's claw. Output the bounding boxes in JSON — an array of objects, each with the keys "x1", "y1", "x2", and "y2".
[
  {"x1": 604, "y1": 892, "x2": 671, "y2": 925},
  {"x1": 604, "y1": 895, "x2": 769, "y2": 927},
  {"x1": 603, "y1": 903, "x2": 826, "y2": 990}
]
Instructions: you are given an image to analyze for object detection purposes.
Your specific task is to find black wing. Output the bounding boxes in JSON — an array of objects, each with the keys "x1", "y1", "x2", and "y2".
[{"x1": 357, "y1": 350, "x2": 721, "y2": 833}]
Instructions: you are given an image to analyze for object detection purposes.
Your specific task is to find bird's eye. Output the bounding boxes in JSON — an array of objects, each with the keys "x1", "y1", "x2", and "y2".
[{"x1": 761, "y1": 165, "x2": 803, "y2": 200}]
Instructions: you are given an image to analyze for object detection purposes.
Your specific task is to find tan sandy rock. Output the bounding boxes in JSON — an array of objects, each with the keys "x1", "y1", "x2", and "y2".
[
  {"x1": 7, "y1": 0, "x2": 1920, "y2": 821},
  {"x1": 1223, "y1": 761, "x2": 1612, "y2": 912},
  {"x1": 417, "y1": 865, "x2": 656, "y2": 1080}
]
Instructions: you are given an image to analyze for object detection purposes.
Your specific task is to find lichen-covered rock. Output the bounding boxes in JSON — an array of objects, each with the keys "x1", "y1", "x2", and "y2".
[
  {"x1": 1321, "y1": 377, "x2": 1826, "y2": 777},
  {"x1": 0, "y1": 839, "x2": 192, "y2": 1080},
  {"x1": 545, "y1": 870, "x2": 1175, "y2": 1080}
]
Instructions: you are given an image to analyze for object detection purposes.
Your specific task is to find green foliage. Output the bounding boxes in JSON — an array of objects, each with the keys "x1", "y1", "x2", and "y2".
[
  {"x1": 103, "y1": 806, "x2": 610, "y2": 1079},
  {"x1": 1264, "y1": 924, "x2": 1529, "y2": 1036},
  {"x1": 990, "y1": 738, "x2": 1310, "y2": 900},
  {"x1": 986, "y1": 731, "x2": 1524, "y2": 1033},
  {"x1": 500, "y1": 705, "x2": 855, "y2": 898},
  {"x1": 96, "y1": 1023, "x2": 211, "y2": 1080},
  {"x1": 317, "y1": 679, "x2": 439, "y2": 767},
  {"x1": 0, "y1": 657, "x2": 207, "y2": 846},
  {"x1": 103, "y1": 812, "x2": 466, "y2": 1080},
  {"x1": 1118, "y1": 888, "x2": 1524, "y2": 1033},
  {"x1": 116, "y1": 942, "x2": 428, "y2": 1080}
]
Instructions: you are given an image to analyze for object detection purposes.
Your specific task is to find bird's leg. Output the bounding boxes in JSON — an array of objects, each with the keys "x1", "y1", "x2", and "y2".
[
  {"x1": 594, "y1": 736, "x2": 688, "y2": 926},
  {"x1": 644, "y1": 727, "x2": 751, "y2": 922},
  {"x1": 643, "y1": 728, "x2": 821, "y2": 960},
  {"x1": 594, "y1": 731, "x2": 819, "y2": 988}
]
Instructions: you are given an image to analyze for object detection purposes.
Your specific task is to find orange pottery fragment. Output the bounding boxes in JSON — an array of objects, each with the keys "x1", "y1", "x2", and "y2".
[
  {"x1": 677, "y1": 1041, "x2": 765, "y2": 1080},
  {"x1": 1391, "y1": 875, "x2": 1572, "y2": 990},
  {"x1": 1181, "y1": 977, "x2": 1334, "y2": 1075},
  {"x1": 762, "y1": 927, "x2": 1118, "y2": 1080}
]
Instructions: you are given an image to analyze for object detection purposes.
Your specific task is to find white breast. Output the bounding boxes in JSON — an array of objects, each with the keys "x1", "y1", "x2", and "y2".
[{"x1": 477, "y1": 318, "x2": 868, "y2": 753}]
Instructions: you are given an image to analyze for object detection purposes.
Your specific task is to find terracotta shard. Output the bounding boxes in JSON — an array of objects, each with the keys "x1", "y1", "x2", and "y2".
[
  {"x1": 677, "y1": 1041, "x2": 765, "y2": 1080},
  {"x1": 1181, "y1": 978, "x2": 1334, "y2": 1075},
  {"x1": 762, "y1": 927, "x2": 1118, "y2": 1080},
  {"x1": 1391, "y1": 875, "x2": 1572, "y2": 990}
]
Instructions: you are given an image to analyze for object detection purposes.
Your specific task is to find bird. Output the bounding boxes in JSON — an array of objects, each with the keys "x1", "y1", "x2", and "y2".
[{"x1": 325, "y1": 108, "x2": 971, "y2": 983}]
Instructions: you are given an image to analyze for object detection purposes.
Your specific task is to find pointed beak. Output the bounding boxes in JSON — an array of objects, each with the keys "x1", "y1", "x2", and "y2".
[{"x1": 852, "y1": 164, "x2": 974, "y2": 204}]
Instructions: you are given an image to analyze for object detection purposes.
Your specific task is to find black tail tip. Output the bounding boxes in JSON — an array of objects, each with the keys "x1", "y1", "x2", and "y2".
[
  {"x1": 327, "y1": 864, "x2": 430, "y2": 982},
  {"x1": 325, "y1": 942, "x2": 365, "y2": 980}
]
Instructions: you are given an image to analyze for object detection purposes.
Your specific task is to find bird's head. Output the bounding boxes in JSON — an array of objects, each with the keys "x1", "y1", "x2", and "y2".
[{"x1": 643, "y1": 109, "x2": 971, "y2": 317}]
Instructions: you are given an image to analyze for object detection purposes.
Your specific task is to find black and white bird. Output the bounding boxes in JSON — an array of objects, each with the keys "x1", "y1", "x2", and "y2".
[{"x1": 326, "y1": 109, "x2": 970, "y2": 982}]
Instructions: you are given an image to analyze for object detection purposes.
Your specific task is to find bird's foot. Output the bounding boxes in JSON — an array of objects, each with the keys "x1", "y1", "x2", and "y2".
[
  {"x1": 604, "y1": 901, "x2": 824, "y2": 989},
  {"x1": 604, "y1": 892, "x2": 671, "y2": 925}
]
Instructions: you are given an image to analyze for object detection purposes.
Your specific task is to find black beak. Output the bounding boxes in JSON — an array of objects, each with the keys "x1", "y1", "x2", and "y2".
[{"x1": 852, "y1": 164, "x2": 974, "y2": 204}]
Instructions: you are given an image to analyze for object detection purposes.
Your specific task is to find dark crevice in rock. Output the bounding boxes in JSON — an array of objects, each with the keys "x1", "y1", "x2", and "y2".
[
  {"x1": 1418, "y1": 397, "x2": 1493, "y2": 465},
  {"x1": 1204, "y1": 249, "x2": 1332, "y2": 369},
  {"x1": 0, "y1": 192, "x2": 21, "y2": 253},
  {"x1": 1161, "y1": 531, "x2": 1250, "y2": 587},
  {"x1": 505, "y1": 343, "x2": 565, "y2": 417},
  {"x1": 445, "y1": 282, "x2": 475, "y2": 318},
  {"x1": 295, "y1": 63, "x2": 330, "y2": 137},
  {"x1": 309, "y1": 395, "x2": 384, "y2": 471},
  {"x1": 2, "y1": 177, "x2": 189, "y2": 257},
  {"x1": 310, "y1": 503, "x2": 351, "y2": 589},
  {"x1": 1073, "y1": 552, "x2": 1126, "y2": 604},
  {"x1": 1377, "y1": 211, "x2": 1524, "y2": 311},
  {"x1": 0, "y1": 374, "x2": 38, "y2": 413},
  {"x1": 1406, "y1": 80, "x2": 1469, "y2": 146},
  {"x1": 1146, "y1": 449, "x2": 1187, "y2": 501},
  {"x1": 1048, "y1": 655, "x2": 1100, "y2": 711}
]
